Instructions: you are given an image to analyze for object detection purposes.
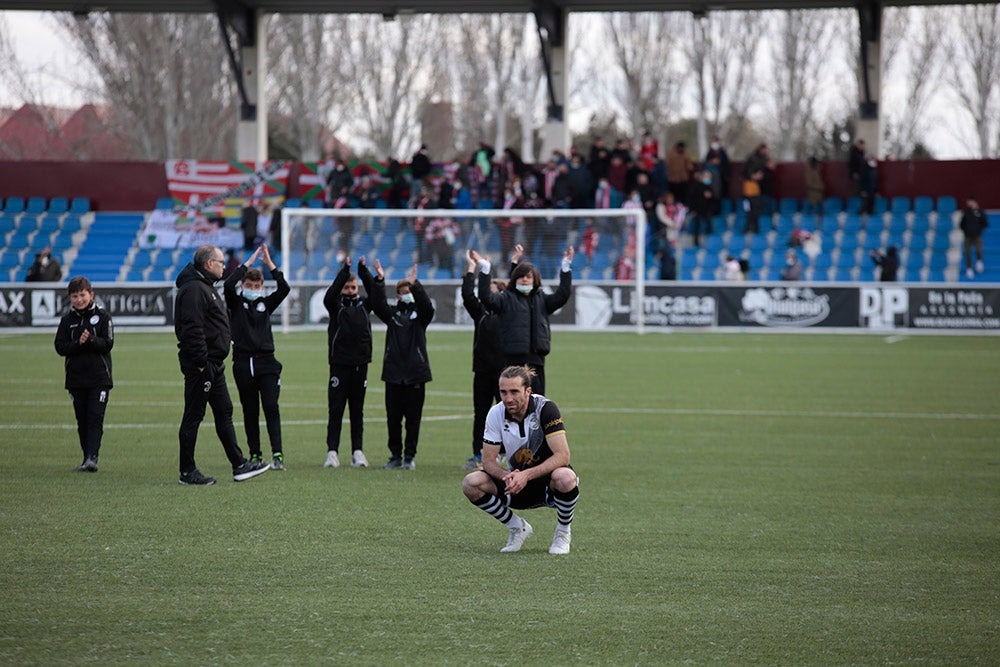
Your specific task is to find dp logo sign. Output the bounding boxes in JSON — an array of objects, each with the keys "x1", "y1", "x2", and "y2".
[{"x1": 860, "y1": 287, "x2": 908, "y2": 329}]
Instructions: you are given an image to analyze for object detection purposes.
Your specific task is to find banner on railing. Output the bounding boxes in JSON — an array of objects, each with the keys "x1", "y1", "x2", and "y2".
[{"x1": 164, "y1": 160, "x2": 289, "y2": 214}]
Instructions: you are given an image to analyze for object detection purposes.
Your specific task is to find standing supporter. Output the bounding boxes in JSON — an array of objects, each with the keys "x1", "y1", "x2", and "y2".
[
  {"x1": 223, "y1": 244, "x2": 290, "y2": 470},
  {"x1": 461, "y1": 250, "x2": 509, "y2": 471},
  {"x1": 959, "y1": 195, "x2": 988, "y2": 279},
  {"x1": 54, "y1": 276, "x2": 113, "y2": 472},
  {"x1": 870, "y1": 246, "x2": 899, "y2": 282},
  {"x1": 848, "y1": 138, "x2": 866, "y2": 194},
  {"x1": 364, "y1": 264, "x2": 435, "y2": 471},
  {"x1": 665, "y1": 141, "x2": 693, "y2": 202},
  {"x1": 496, "y1": 186, "x2": 524, "y2": 265},
  {"x1": 174, "y1": 245, "x2": 270, "y2": 485},
  {"x1": 688, "y1": 169, "x2": 715, "y2": 247},
  {"x1": 704, "y1": 136, "x2": 731, "y2": 210},
  {"x1": 471, "y1": 247, "x2": 573, "y2": 396},
  {"x1": 461, "y1": 365, "x2": 579, "y2": 555},
  {"x1": 639, "y1": 130, "x2": 660, "y2": 172},
  {"x1": 655, "y1": 192, "x2": 685, "y2": 280},
  {"x1": 322, "y1": 257, "x2": 379, "y2": 469}
]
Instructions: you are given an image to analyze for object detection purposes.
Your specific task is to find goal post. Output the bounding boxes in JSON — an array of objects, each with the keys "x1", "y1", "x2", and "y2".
[{"x1": 279, "y1": 205, "x2": 649, "y2": 333}]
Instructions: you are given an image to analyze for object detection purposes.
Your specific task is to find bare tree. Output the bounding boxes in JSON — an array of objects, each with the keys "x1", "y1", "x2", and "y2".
[
  {"x1": 603, "y1": 12, "x2": 688, "y2": 145},
  {"x1": 267, "y1": 14, "x2": 349, "y2": 161},
  {"x1": 684, "y1": 11, "x2": 766, "y2": 154},
  {"x1": 948, "y1": 4, "x2": 1000, "y2": 157},
  {"x1": 338, "y1": 14, "x2": 436, "y2": 158},
  {"x1": 767, "y1": 10, "x2": 838, "y2": 160},
  {"x1": 883, "y1": 7, "x2": 945, "y2": 158},
  {"x1": 55, "y1": 13, "x2": 234, "y2": 160}
]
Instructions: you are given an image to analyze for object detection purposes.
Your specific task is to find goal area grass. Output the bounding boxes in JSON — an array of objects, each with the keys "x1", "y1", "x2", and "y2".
[{"x1": 1, "y1": 330, "x2": 997, "y2": 665}]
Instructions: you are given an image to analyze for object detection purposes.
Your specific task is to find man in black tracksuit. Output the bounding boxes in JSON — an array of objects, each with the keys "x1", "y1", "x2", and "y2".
[
  {"x1": 322, "y1": 256, "x2": 379, "y2": 469},
  {"x1": 223, "y1": 244, "x2": 290, "y2": 470},
  {"x1": 365, "y1": 265, "x2": 434, "y2": 470},
  {"x1": 461, "y1": 250, "x2": 508, "y2": 471},
  {"x1": 174, "y1": 244, "x2": 269, "y2": 485},
  {"x1": 54, "y1": 276, "x2": 113, "y2": 472}
]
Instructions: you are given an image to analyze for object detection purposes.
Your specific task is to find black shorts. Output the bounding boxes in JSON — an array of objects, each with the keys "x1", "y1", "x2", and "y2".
[{"x1": 494, "y1": 466, "x2": 575, "y2": 510}]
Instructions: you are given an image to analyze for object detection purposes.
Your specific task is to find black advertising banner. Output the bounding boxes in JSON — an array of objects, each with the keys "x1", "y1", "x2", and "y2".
[
  {"x1": 907, "y1": 286, "x2": 1000, "y2": 330},
  {"x1": 717, "y1": 285, "x2": 859, "y2": 328},
  {"x1": 0, "y1": 284, "x2": 174, "y2": 327},
  {"x1": 0, "y1": 287, "x2": 30, "y2": 326}
]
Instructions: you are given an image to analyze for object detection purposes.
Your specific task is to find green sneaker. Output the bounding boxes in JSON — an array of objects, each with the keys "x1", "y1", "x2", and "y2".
[
  {"x1": 271, "y1": 453, "x2": 286, "y2": 471},
  {"x1": 249, "y1": 453, "x2": 263, "y2": 464}
]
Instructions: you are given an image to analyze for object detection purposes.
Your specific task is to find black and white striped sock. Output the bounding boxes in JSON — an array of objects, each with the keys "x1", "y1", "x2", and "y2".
[
  {"x1": 473, "y1": 493, "x2": 515, "y2": 525},
  {"x1": 552, "y1": 486, "x2": 579, "y2": 528}
]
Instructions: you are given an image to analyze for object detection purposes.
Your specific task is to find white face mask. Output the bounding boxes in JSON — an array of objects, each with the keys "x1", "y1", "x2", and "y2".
[
  {"x1": 516, "y1": 284, "x2": 533, "y2": 294},
  {"x1": 242, "y1": 289, "x2": 263, "y2": 301},
  {"x1": 399, "y1": 293, "x2": 415, "y2": 304},
  {"x1": 711, "y1": 142, "x2": 720, "y2": 150}
]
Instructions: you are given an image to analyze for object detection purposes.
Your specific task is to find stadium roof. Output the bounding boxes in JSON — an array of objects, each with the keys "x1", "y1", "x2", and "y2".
[{"x1": 0, "y1": 0, "x2": 971, "y2": 14}]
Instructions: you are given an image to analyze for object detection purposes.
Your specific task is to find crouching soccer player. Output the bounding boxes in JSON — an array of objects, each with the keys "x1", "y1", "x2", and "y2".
[{"x1": 461, "y1": 365, "x2": 579, "y2": 554}]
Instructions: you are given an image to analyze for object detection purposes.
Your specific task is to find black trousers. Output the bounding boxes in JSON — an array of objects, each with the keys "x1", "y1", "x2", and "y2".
[
  {"x1": 233, "y1": 355, "x2": 283, "y2": 457},
  {"x1": 69, "y1": 386, "x2": 110, "y2": 461},
  {"x1": 327, "y1": 363, "x2": 368, "y2": 452},
  {"x1": 471, "y1": 370, "x2": 501, "y2": 456},
  {"x1": 179, "y1": 361, "x2": 244, "y2": 473},
  {"x1": 384, "y1": 382, "x2": 425, "y2": 460}
]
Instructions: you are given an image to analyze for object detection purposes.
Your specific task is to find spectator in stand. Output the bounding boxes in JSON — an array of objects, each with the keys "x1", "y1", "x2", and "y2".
[
  {"x1": 385, "y1": 156, "x2": 405, "y2": 208},
  {"x1": 460, "y1": 249, "x2": 509, "y2": 471},
  {"x1": 411, "y1": 186, "x2": 435, "y2": 265},
  {"x1": 606, "y1": 155, "x2": 628, "y2": 195},
  {"x1": 365, "y1": 263, "x2": 435, "y2": 471},
  {"x1": 577, "y1": 219, "x2": 599, "y2": 269},
  {"x1": 54, "y1": 275, "x2": 113, "y2": 472},
  {"x1": 425, "y1": 216, "x2": 461, "y2": 277},
  {"x1": 615, "y1": 237, "x2": 636, "y2": 281},
  {"x1": 650, "y1": 154, "x2": 669, "y2": 198},
  {"x1": 859, "y1": 155, "x2": 878, "y2": 216},
  {"x1": 240, "y1": 201, "x2": 259, "y2": 251},
  {"x1": 611, "y1": 139, "x2": 632, "y2": 164},
  {"x1": 655, "y1": 192, "x2": 685, "y2": 280},
  {"x1": 26, "y1": 248, "x2": 62, "y2": 282},
  {"x1": 568, "y1": 154, "x2": 593, "y2": 211},
  {"x1": 639, "y1": 130, "x2": 659, "y2": 172},
  {"x1": 409, "y1": 144, "x2": 432, "y2": 204},
  {"x1": 325, "y1": 157, "x2": 354, "y2": 204},
  {"x1": 870, "y1": 246, "x2": 899, "y2": 282},
  {"x1": 540, "y1": 158, "x2": 559, "y2": 205},
  {"x1": 588, "y1": 138, "x2": 611, "y2": 185},
  {"x1": 724, "y1": 254, "x2": 745, "y2": 281},
  {"x1": 665, "y1": 141, "x2": 693, "y2": 203},
  {"x1": 470, "y1": 142, "x2": 496, "y2": 205},
  {"x1": 356, "y1": 174, "x2": 380, "y2": 210},
  {"x1": 744, "y1": 143, "x2": 775, "y2": 219},
  {"x1": 621, "y1": 189, "x2": 644, "y2": 249},
  {"x1": 704, "y1": 136, "x2": 731, "y2": 212},
  {"x1": 688, "y1": 169, "x2": 715, "y2": 247},
  {"x1": 742, "y1": 168, "x2": 764, "y2": 234},
  {"x1": 804, "y1": 156, "x2": 825, "y2": 218},
  {"x1": 496, "y1": 186, "x2": 524, "y2": 266},
  {"x1": 780, "y1": 249, "x2": 803, "y2": 281},
  {"x1": 635, "y1": 171, "x2": 657, "y2": 231},
  {"x1": 848, "y1": 138, "x2": 866, "y2": 194},
  {"x1": 451, "y1": 178, "x2": 474, "y2": 244},
  {"x1": 959, "y1": 195, "x2": 988, "y2": 279},
  {"x1": 472, "y1": 247, "x2": 573, "y2": 396},
  {"x1": 501, "y1": 147, "x2": 528, "y2": 194}
]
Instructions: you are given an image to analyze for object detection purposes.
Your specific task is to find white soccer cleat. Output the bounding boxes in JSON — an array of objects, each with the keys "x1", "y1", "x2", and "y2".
[
  {"x1": 324, "y1": 450, "x2": 340, "y2": 469},
  {"x1": 548, "y1": 527, "x2": 572, "y2": 555},
  {"x1": 500, "y1": 519, "x2": 533, "y2": 553},
  {"x1": 351, "y1": 450, "x2": 369, "y2": 468}
]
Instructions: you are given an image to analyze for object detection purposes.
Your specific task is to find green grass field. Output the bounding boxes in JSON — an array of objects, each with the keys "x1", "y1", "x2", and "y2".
[{"x1": 0, "y1": 329, "x2": 998, "y2": 665}]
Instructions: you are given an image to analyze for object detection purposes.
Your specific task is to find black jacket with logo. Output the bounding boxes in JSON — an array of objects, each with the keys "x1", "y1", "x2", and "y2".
[
  {"x1": 478, "y1": 267, "x2": 571, "y2": 364},
  {"x1": 461, "y1": 271, "x2": 505, "y2": 374},
  {"x1": 223, "y1": 264, "x2": 290, "y2": 359},
  {"x1": 174, "y1": 262, "x2": 230, "y2": 372},
  {"x1": 366, "y1": 276, "x2": 434, "y2": 385},
  {"x1": 54, "y1": 301, "x2": 114, "y2": 389},
  {"x1": 324, "y1": 262, "x2": 377, "y2": 366}
]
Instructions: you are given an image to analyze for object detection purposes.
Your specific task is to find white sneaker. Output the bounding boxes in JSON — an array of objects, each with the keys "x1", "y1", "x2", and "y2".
[
  {"x1": 500, "y1": 519, "x2": 533, "y2": 553},
  {"x1": 324, "y1": 451, "x2": 340, "y2": 468},
  {"x1": 966, "y1": 267, "x2": 975, "y2": 279},
  {"x1": 549, "y1": 527, "x2": 572, "y2": 555},
  {"x1": 351, "y1": 450, "x2": 369, "y2": 468},
  {"x1": 976, "y1": 260, "x2": 984, "y2": 273}
]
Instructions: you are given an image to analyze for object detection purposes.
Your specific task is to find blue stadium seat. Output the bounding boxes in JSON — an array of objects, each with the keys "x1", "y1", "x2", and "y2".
[
  {"x1": 833, "y1": 268, "x2": 855, "y2": 281},
  {"x1": 47, "y1": 197, "x2": 69, "y2": 214},
  {"x1": 69, "y1": 197, "x2": 91, "y2": 213},
  {"x1": 779, "y1": 197, "x2": 799, "y2": 214},
  {"x1": 812, "y1": 254, "x2": 832, "y2": 269},
  {"x1": 927, "y1": 269, "x2": 947, "y2": 282},
  {"x1": 51, "y1": 229, "x2": 75, "y2": 250},
  {"x1": 886, "y1": 216, "x2": 908, "y2": 235},
  {"x1": 26, "y1": 197, "x2": 46, "y2": 214},
  {"x1": 890, "y1": 196, "x2": 911, "y2": 214},
  {"x1": 773, "y1": 215, "x2": 795, "y2": 235},
  {"x1": 913, "y1": 196, "x2": 933, "y2": 215},
  {"x1": 749, "y1": 234, "x2": 770, "y2": 251},
  {"x1": 4, "y1": 197, "x2": 25, "y2": 214},
  {"x1": 37, "y1": 217, "x2": 60, "y2": 235},
  {"x1": 908, "y1": 234, "x2": 929, "y2": 252},
  {"x1": 0, "y1": 216, "x2": 15, "y2": 234},
  {"x1": 61, "y1": 216, "x2": 82, "y2": 234},
  {"x1": 928, "y1": 253, "x2": 949, "y2": 270},
  {"x1": 905, "y1": 252, "x2": 925, "y2": 271},
  {"x1": 873, "y1": 197, "x2": 888, "y2": 215},
  {"x1": 726, "y1": 234, "x2": 747, "y2": 254},
  {"x1": 720, "y1": 198, "x2": 734, "y2": 216},
  {"x1": 307, "y1": 199, "x2": 325, "y2": 208},
  {"x1": 936, "y1": 196, "x2": 957, "y2": 216},
  {"x1": 704, "y1": 235, "x2": 724, "y2": 252},
  {"x1": 846, "y1": 197, "x2": 862, "y2": 214},
  {"x1": 0, "y1": 250, "x2": 20, "y2": 270},
  {"x1": 131, "y1": 250, "x2": 154, "y2": 270},
  {"x1": 823, "y1": 197, "x2": 843, "y2": 214},
  {"x1": 153, "y1": 250, "x2": 176, "y2": 269},
  {"x1": 838, "y1": 233, "x2": 859, "y2": 252},
  {"x1": 126, "y1": 269, "x2": 147, "y2": 281},
  {"x1": 15, "y1": 216, "x2": 40, "y2": 234},
  {"x1": 835, "y1": 251, "x2": 857, "y2": 269}
]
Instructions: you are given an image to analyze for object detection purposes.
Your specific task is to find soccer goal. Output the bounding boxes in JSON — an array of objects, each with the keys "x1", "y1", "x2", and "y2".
[{"x1": 278, "y1": 205, "x2": 651, "y2": 331}]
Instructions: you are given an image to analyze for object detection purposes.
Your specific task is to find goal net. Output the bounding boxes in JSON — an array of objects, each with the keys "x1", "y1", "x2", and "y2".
[{"x1": 278, "y1": 205, "x2": 651, "y2": 330}]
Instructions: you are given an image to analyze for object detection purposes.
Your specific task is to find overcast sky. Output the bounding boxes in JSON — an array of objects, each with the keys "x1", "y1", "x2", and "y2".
[{"x1": 0, "y1": 9, "x2": 978, "y2": 160}]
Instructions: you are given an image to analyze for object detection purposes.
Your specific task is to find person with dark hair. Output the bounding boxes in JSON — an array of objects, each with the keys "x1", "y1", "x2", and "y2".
[
  {"x1": 471, "y1": 246, "x2": 573, "y2": 396},
  {"x1": 174, "y1": 244, "x2": 270, "y2": 485},
  {"x1": 870, "y1": 246, "x2": 899, "y2": 282},
  {"x1": 461, "y1": 365, "x2": 579, "y2": 555},
  {"x1": 364, "y1": 263, "x2": 435, "y2": 471},
  {"x1": 460, "y1": 249, "x2": 509, "y2": 472},
  {"x1": 322, "y1": 256, "x2": 380, "y2": 470},
  {"x1": 959, "y1": 195, "x2": 988, "y2": 279},
  {"x1": 26, "y1": 248, "x2": 62, "y2": 282},
  {"x1": 223, "y1": 244, "x2": 290, "y2": 470},
  {"x1": 54, "y1": 276, "x2": 113, "y2": 472}
]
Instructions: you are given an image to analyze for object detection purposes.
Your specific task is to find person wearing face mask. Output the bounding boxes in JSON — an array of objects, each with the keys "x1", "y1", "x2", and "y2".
[
  {"x1": 704, "y1": 136, "x2": 731, "y2": 208},
  {"x1": 54, "y1": 276, "x2": 114, "y2": 472},
  {"x1": 688, "y1": 169, "x2": 715, "y2": 247},
  {"x1": 471, "y1": 246, "x2": 573, "y2": 396},
  {"x1": 223, "y1": 244, "x2": 290, "y2": 470},
  {"x1": 26, "y1": 248, "x2": 63, "y2": 282},
  {"x1": 322, "y1": 256, "x2": 381, "y2": 470},
  {"x1": 364, "y1": 263, "x2": 435, "y2": 470}
]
